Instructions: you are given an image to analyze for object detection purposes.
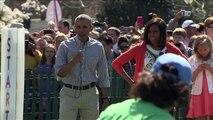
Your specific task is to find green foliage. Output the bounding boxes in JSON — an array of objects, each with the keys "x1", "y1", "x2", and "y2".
[
  {"x1": 168, "y1": 0, "x2": 213, "y2": 22},
  {"x1": 96, "y1": 0, "x2": 173, "y2": 27},
  {"x1": 4, "y1": 0, "x2": 13, "y2": 5},
  {"x1": 96, "y1": 0, "x2": 213, "y2": 26}
]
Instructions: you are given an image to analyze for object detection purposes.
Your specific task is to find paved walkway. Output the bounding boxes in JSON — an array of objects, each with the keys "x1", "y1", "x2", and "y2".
[{"x1": 29, "y1": 18, "x2": 48, "y2": 33}]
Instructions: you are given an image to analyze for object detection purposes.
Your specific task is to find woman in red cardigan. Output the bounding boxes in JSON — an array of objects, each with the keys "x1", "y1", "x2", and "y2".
[{"x1": 112, "y1": 17, "x2": 187, "y2": 85}]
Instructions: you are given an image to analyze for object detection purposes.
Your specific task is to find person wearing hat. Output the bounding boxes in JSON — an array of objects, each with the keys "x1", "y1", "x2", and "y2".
[
  {"x1": 98, "y1": 53, "x2": 192, "y2": 120},
  {"x1": 182, "y1": 20, "x2": 199, "y2": 47},
  {"x1": 107, "y1": 27, "x2": 121, "y2": 54}
]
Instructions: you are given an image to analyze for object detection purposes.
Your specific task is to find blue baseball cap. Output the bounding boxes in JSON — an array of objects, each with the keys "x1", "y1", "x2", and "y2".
[{"x1": 151, "y1": 53, "x2": 192, "y2": 85}]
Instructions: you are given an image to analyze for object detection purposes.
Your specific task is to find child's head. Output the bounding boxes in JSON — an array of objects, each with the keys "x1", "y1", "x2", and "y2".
[
  {"x1": 193, "y1": 34, "x2": 212, "y2": 61},
  {"x1": 40, "y1": 44, "x2": 56, "y2": 66},
  {"x1": 172, "y1": 28, "x2": 187, "y2": 43},
  {"x1": 117, "y1": 36, "x2": 130, "y2": 53},
  {"x1": 189, "y1": 35, "x2": 197, "y2": 48},
  {"x1": 48, "y1": 20, "x2": 56, "y2": 30},
  {"x1": 36, "y1": 38, "x2": 48, "y2": 52},
  {"x1": 130, "y1": 35, "x2": 141, "y2": 47},
  {"x1": 55, "y1": 33, "x2": 68, "y2": 49}
]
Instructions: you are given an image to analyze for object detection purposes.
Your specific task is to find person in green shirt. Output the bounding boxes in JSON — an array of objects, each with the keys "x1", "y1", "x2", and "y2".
[{"x1": 98, "y1": 53, "x2": 192, "y2": 120}]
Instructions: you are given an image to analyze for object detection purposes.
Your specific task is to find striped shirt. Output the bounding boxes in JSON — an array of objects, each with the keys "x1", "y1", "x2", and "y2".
[{"x1": 54, "y1": 36, "x2": 110, "y2": 88}]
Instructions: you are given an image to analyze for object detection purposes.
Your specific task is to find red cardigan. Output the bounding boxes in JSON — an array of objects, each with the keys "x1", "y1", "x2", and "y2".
[{"x1": 112, "y1": 42, "x2": 187, "y2": 81}]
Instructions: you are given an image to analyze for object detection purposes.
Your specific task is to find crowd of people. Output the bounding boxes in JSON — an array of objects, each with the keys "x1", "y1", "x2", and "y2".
[{"x1": 1, "y1": 9, "x2": 213, "y2": 120}]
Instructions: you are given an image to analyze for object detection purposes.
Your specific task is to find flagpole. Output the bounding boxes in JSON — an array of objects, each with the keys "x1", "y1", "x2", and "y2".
[{"x1": 53, "y1": 0, "x2": 59, "y2": 30}]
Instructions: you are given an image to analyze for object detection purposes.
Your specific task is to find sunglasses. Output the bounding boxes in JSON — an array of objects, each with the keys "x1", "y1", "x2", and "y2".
[{"x1": 119, "y1": 45, "x2": 129, "y2": 50}]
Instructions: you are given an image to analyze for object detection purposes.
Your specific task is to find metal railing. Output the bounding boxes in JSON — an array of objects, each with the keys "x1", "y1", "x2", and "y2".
[
  {"x1": 24, "y1": 69, "x2": 63, "y2": 120},
  {"x1": 23, "y1": 68, "x2": 190, "y2": 120},
  {"x1": 23, "y1": 69, "x2": 131, "y2": 120}
]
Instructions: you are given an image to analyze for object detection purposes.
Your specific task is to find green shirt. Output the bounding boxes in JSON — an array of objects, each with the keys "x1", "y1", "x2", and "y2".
[{"x1": 98, "y1": 99, "x2": 174, "y2": 120}]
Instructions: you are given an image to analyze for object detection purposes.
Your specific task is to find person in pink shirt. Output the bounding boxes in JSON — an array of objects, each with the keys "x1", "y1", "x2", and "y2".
[
  {"x1": 187, "y1": 34, "x2": 213, "y2": 120},
  {"x1": 112, "y1": 17, "x2": 186, "y2": 85}
]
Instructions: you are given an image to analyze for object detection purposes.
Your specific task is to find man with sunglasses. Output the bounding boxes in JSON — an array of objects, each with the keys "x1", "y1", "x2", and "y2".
[{"x1": 117, "y1": 36, "x2": 135, "y2": 73}]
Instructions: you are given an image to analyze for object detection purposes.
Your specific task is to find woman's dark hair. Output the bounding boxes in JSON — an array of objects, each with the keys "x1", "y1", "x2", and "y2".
[
  {"x1": 25, "y1": 33, "x2": 36, "y2": 56},
  {"x1": 98, "y1": 35, "x2": 113, "y2": 45},
  {"x1": 147, "y1": 12, "x2": 157, "y2": 21},
  {"x1": 143, "y1": 17, "x2": 167, "y2": 49},
  {"x1": 197, "y1": 22, "x2": 205, "y2": 33},
  {"x1": 129, "y1": 64, "x2": 190, "y2": 109}
]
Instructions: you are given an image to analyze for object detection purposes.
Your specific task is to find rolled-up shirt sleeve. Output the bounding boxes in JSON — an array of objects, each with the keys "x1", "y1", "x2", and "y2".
[{"x1": 167, "y1": 18, "x2": 179, "y2": 31}]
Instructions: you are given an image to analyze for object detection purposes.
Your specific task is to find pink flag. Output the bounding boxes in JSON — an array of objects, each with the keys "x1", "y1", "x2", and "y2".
[{"x1": 46, "y1": 0, "x2": 62, "y2": 29}]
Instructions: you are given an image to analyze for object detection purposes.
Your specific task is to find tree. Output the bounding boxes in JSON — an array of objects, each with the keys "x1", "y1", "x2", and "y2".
[
  {"x1": 96, "y1": 0, "x2": 213, "y2": 27},
  {"x1": 96, "y1": 0, "x2": 173, "y2": 27},
  {"x1": 168, "y1": 0, "x2": 213, "y2": 22},
  {"x1": 0, "y1": 1, "x2": 30, "y2": 30}
]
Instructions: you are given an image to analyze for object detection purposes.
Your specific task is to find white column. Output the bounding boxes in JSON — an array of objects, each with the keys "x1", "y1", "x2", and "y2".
[{"x1": 1, "y1": 28, "x2": 25, "y2": 120}]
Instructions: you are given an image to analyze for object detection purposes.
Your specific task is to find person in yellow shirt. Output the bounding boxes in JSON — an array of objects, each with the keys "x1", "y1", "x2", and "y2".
[{"x1": 25, "y1": 33, "x2": 42, "y2": 70}]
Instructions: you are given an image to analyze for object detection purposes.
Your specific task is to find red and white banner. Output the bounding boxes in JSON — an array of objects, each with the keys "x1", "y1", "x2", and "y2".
[{"x1": 1, "y1": 28, "x2": 25, "y2": 120}]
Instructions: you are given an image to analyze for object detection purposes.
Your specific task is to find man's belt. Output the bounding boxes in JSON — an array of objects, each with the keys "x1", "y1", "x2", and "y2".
[{"x1": 64, "y1": 82, "x2": 96, "y2": 90}]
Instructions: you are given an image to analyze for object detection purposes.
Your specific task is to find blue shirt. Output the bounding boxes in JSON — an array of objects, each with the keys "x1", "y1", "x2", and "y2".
[
  {"x1": 36, "y1": 63, "x2": 54, "y2": 96},
  {"x1": 54, "y1": 36, "x2": 110, "y2": 87}
]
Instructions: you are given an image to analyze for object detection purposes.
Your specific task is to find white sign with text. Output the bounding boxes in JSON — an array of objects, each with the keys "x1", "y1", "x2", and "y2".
[{"x1": 1, "y1": 28, "x2": 25, "y2": 120}]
